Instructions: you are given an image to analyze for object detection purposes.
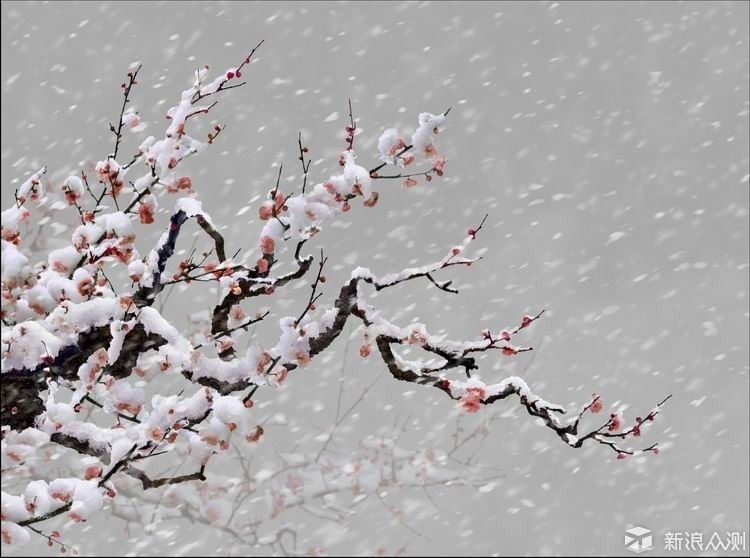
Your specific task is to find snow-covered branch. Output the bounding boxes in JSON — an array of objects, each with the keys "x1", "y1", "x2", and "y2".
[{"x1": 1, "y1": 43, "x2": 670, "y2": 549}]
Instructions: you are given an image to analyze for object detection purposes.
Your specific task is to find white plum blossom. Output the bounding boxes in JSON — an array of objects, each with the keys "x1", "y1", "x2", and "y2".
[
  {"x1": 377, "y1": 127, "x2": 406, "y2": 165},
  {"x1": 121, "y1": 111, "x2": 140, "y2": 128},
  {"x1": 15, "y1": 166, "x2": 47, "y2": 204},
  {"x1": 411, "y1": 111, "x2": 446, "y2": 155}
]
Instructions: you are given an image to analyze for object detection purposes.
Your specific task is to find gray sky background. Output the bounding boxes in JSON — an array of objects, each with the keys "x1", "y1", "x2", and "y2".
[{"x1": 1, "y1": 1, "x2": 748, "y2": 556}]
